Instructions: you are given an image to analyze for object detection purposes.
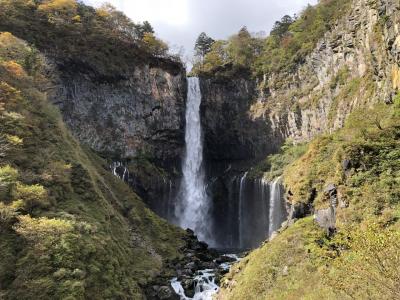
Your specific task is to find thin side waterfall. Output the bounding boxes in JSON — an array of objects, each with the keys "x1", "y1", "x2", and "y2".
[
  {"x1": 228, "y1": 174, "x2": 287, "y2": 250},
  {"x1": 269, "y1": 176, "x2": 283, "y2": 236},
  {"x1": 176, "y1": 77, "x2": 210, "y2": 243},
  {"x1": 238, "y1": 172, "x2": 248, "y2": 249}
]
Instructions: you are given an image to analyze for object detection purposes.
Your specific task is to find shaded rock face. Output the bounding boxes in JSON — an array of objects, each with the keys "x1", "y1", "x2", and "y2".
[
  {"x1": 199, "y1": 76, "x2": 284, "y2": 248},
  {"x1": 50, "y1": 61, "x2": 187, "y2": 215},
  {"x1": 53, "y1": 64, "x2": 187, "y2": 172},
  {"x1": 200, "y1": 77, "x2": 279, "y2": 165}
]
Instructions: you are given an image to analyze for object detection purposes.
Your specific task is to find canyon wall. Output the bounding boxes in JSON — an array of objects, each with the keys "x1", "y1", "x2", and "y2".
[
  {"x1": 201, "y1": 0, "x2": 399, "y2": 160},
  {"x1": 263, "y1": 0, "x2": 400, "y2": 142},
  {"x1": 49, "y1": 58, "x2": 187, "y2": 212},
  {"x1": 53, "y1": 61, "x2": 187, "y2": 172},
  {"x1": 199, "y1": 0, "x2": 400, "y2": 248}
]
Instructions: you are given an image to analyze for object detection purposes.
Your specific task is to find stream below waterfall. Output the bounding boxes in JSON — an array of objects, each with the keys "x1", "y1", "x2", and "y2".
[{"x1": 170, "y1": 254, "x2": 240, "y2": 300}]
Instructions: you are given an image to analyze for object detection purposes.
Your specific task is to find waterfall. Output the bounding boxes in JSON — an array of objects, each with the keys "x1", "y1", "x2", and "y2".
[
  {"x1": 225, "y1": 174, "x2": 287, "y2": 250},
  {"x1": 176, "y1": 77, "x2": 210, "y2": 243},
  {"x1": 238, "y1": 172, "x2": 248, "y2": 249},
  {"x1": 269, "y1": 176, "x2": 283, "y2": 236}
]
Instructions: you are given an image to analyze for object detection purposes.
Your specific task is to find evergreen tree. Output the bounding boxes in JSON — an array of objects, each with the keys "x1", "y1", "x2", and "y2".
[
  {"x1": 135, "y1": 21, "x2": 154, "y2": 39},
  {"x1": 270, "y1": 15, "x2": 294, "y2": 39},
  {"x1": 194, "y1": 32, "x2": 215, "y2": 60}
]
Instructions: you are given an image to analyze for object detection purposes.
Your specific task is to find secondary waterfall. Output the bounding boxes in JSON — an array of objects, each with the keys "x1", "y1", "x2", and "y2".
[
  {"x1": 269, "y1": 176, "x2": 284, "y2": 237},
  {"x1": 238, "y1": 172, "x2": 248, "y2": 249},
  {"x1": 176, "y1": 77, "x2": 211, "y2": 243},
  {"x1": 110, "y1": 161, "x2": 175, "y2": 221},
  {"x1": 213, "y1": 174, "x2": 287, "y2": 249}
]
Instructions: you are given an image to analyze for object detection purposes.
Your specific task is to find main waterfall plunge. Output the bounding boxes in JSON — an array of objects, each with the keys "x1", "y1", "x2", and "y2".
[
  {"x1": 111, "y1": 77, "x2": 287, "y2": 250},
  {"x1": 173, "y1": 77, "x2": 287, "y2": 249},
  {"x1": 175, "y1": 77, "x2": 212, "y2": 243}
]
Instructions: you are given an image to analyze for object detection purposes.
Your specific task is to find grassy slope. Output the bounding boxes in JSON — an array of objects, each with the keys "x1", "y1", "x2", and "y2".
[
  {"x1": 0, "y1": 32, "x2": 184, "y2": 299},
  {"x1": 218, "y1": 100, "x2": 400, "y2": 299},
  {"x1": 218, "y1": 218, "x2": 337, "y2": 300}
]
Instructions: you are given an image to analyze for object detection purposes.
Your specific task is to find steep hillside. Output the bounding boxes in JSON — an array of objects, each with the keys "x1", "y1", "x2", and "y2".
[
  {"x1": 0, "y1": 0, "x2": 187, "y2": 212},
  {"x1": 218, "y1": 100, "x2": 400, "y2": 299},
  {"x1": 0, "y1": 32, "x2": 185, "y2": 299}
]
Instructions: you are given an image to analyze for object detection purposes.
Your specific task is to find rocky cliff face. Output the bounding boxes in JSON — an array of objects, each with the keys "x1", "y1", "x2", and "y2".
[
  {"x1": 201, "y1": 0, "x2": 400, "y2": 157},
  {"x1": 48, "y1": 57, "x2": 187, "y2": 213},
  {"x1": 262, "y1": 0, "x2": 400, "y2": 143},
  {"x1": 53, "y1": 62, "x2": 187, "y2": 172},
  {"x1": 200, "y1": 76, "x2": 278, "y2": 166}
]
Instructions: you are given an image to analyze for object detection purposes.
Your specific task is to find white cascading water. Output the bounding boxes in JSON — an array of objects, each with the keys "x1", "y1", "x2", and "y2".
[
  {"x1": 176, "y1": 77, "x2": 210, "y2": 242},
  {"x1": 269, "y1": 176, "x2": 282, "y2": 237},
  {"x1": 171, "y1": 255, "x2": 239, "y2": 300},
  {"x1": 238, "y1": 172, "x2": 248, "y2": 249}
]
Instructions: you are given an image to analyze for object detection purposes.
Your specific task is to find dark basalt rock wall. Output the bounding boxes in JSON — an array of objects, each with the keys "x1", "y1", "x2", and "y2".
[
  {"x1": 199, "y1": 75, "x2": 282, "y2": 168},
  {"x1": 47, "y1": 58, "x2": 187, "y2": 213},
  {"x1": 54, "y1": 64, "x2": 187, "y2": 173}
]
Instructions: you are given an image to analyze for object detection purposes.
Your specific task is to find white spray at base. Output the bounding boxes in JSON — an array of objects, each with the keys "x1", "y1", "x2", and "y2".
[
  {"x1": 171, "y1": 255, "x2": 239, "y2": 300},
  {"x1": 176, "y1": 77, "x2": 211, "y2": 243}
]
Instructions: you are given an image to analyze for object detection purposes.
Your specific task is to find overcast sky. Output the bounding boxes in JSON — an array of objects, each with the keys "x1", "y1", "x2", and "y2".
[{"x1": 84, "y1": 0, "x2": 317, "y2": 60}]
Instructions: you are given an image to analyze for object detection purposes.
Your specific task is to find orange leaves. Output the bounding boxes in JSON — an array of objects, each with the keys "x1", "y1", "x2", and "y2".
[{"x1": 2, "y1": 61, "x2": 27, "y2": 78}]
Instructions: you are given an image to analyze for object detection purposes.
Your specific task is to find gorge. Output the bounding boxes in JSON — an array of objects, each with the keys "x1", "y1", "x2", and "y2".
[{"x1": 0, "y1": 0, "x2": 399, "y2": 299}]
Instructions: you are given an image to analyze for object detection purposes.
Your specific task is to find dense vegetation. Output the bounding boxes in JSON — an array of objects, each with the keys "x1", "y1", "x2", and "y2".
[
  {"x1": 0, "y1": 0, "x2": 176, "y2": 78},
  {"x1": 219, "y1": 99, "x2": 400, "y2": 299},
  {"x1": 0, "y1": 32, "x2": 184, "y2": 299},
  {"x1": 192, "y1": 0, "x2": 351, "y2": 78}
]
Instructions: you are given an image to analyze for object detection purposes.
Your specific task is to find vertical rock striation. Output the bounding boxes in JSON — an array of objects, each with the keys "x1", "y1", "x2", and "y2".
[
  {"x1": 54, "y1": 63, "x2": 187, "y2": 171},
  {"x1": 201, "y1": 0, "x2": 400, "y2": 161}
]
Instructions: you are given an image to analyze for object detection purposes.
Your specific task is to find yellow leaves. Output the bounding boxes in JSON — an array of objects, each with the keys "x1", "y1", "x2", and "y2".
[
  {"x1": 37, "y1": 0, "x2": 77, "y2": 13},
  {"x1": 14, "y1": 215, "x2": 74, "y2": 243},
  {"x1": 0, "y1": 32, "x2": 31, "y2": 63},
  {"x1": 0, "y1": 32, "x2": 22, "y2": 47},
  {"x1": 0, "y1": 81, "x2": 23, "y2": 108},
  {"x1": 37, "y1": 0, "x2": 78, "y2": 24},
  {"x1": 0, "y1": 165, "x2": 18, "y2": 186},
  {"x1": 142, "y1": 32, "x2": 168, "y2": 56},
  {"x1": 0, "y1": 202, "x2": 18, "y2": 230},
  {"x1": 96, "y1": 5, "x2": 112, "y2": 19},
  {"x1": 14, "y1": 182, "x2": 49, "y2": 212},
  {"x1": 72, "y1": 14, "x2": 81, "y2": 23},
  {"x1": 5, "y1": 134, "x2": 23, "y2": 146}
]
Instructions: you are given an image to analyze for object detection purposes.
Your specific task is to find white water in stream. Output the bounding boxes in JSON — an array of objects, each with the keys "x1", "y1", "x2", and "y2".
[
  {"x1": 171, "y1": 255, "x2": 239, "y2": 300},
  {"x1": 176, "y1": 77, "x2": 210, "y2": 242}
]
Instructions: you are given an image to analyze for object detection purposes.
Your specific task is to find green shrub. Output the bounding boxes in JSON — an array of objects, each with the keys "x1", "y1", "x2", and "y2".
[
  {"x1": 0, "y1": 165, "x2": 18, "y2": 186},
  {"x1": 14, "y1": 215, "x2": 74, "y2": 243},
  {"x1": 193, "y1": 0, "x2": 352, "y2": 78},
  {"x1": 326, "y1": 221, "x2": 400, "y2": 299},
  {"x1": 249, "y1": 140, "x2": 308, "y2": 180},
  {"x1": 13, "y1": 183, "x2": 49, "y2": 212},
  {"x1": 0, "y1": 202, "x2": 18, "y2": 231}
]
